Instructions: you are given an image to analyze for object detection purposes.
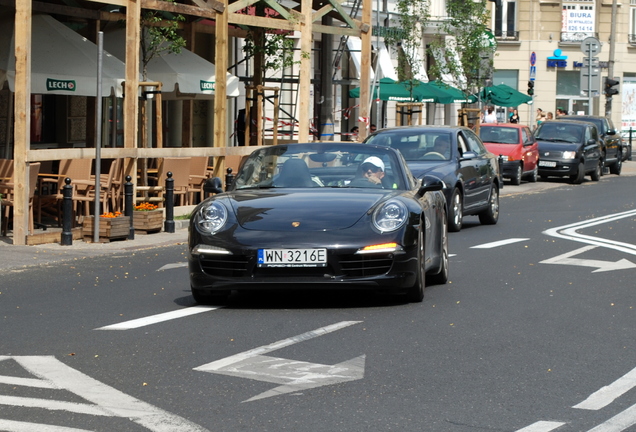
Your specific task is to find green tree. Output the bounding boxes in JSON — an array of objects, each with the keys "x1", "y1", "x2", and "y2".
[{"x1": 139, "y1": 7, "x2": 186, "y2": 81}]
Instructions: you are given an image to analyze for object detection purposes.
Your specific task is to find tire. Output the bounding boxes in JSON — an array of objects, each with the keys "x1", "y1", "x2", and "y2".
[
  {"x1": 610, "y1": 152, "x2": 622, "y2": 175},
  {"x1": 406, "y1": 225, "x2": 425, "y2": 303},
  {"x1": 600, "y1": 152, "x2": 606, "y2": 176},
  {"x1": 570, "y1": 162, "x2": 585, "y2": 184},
  {"x1": 590, "y1": 160, "x2": 602, "y2": 181},
  {"x1": 527, "y1": 166, "x2": 538, "y2": 183},
  {"x1": 447, "y1": 188, "x2": 463, "y2": 232},
  {"x1": 191, "y1": 286, "x2": 229, "y2": 305},
  {"x1": 511, "y1": 164, "x2": 522, "y2": 185},
  {"x1": 427, "y1": 213, "x2": 449, "y2": 286},
  {"x1": 478, "y1": 184, "x2": 499, "y2": 225}
]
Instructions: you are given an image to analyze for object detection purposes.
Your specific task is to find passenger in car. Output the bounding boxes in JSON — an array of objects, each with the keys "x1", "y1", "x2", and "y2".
[{"x1": 349, "y1": 156, "x2": 385, "y2": 188}]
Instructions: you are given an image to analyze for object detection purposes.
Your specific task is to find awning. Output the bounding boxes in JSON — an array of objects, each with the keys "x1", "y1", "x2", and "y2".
[
  {"x1": 376, "y1": 46, "x2": 397, "y2": 81},
  {"x1": 0, "y1": 14, "x2": 127, "y2": 97},
  {"x1": 349, "y1": 78, "x2": 455, "y2": 103},
  {"x1": 103, "y1": 28, "x2": 240, "y2": 99},
  {"x1": 428, "y1": 81, "x2": 476, "y2": 104},
  {"x1": 477, "y1": 84, "x2": 532, "y2": 107}
]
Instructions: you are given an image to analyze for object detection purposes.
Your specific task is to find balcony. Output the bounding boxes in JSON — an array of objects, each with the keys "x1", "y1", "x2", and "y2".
[
  {"x1": 560, "y1": 32, "x2": 598, "y2": 43},
  {"x1": 494, "y1": 30, "x2": 519, "y2": 42},
  {"x1": 629, "y1": 34, "x2": 636, "y2": 46}
]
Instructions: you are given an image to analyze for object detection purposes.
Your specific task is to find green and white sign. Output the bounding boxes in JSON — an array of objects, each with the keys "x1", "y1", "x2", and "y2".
[
  {"x1": 200, "y1": 80, "x2": 215, "y2": 92},
  {"x1": 46, "y1": 79, "x2": 76, "y2": 92}
]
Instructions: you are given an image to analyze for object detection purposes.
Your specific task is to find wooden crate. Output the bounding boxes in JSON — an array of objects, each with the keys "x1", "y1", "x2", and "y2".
[
  {"x1": 83, "y1": 216, "x2": 130, "y2": 242},
  {"x1": 132, "y1": 209, "x2": 163, "y2": 233}
]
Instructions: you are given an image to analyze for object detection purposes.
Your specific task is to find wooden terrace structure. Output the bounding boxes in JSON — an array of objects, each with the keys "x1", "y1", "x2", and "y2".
[{"x1": 4, "y1": 0, "x2": 374, "y2": 244}]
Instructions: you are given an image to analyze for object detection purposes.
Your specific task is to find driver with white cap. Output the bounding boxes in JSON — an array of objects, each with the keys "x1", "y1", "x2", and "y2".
[{"x1": 350, "y1": 156, "x2": 386, "y2": 188}]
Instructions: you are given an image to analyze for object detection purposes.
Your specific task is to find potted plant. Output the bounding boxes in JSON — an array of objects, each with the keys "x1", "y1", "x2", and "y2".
[
  {"x1": 133, "y1": 202, "x2": 163, "y2": 233},
  {"x1": 83, "y1": 211, "x2": 130, "y2": 242}
]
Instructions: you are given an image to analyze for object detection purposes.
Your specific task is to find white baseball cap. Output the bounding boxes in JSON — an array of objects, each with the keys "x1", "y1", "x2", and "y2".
[{"x1": 363, "y1": 156, "x2": 385, "y2": 171}]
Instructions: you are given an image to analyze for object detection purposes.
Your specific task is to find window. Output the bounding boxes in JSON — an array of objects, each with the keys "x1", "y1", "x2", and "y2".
[
  {"x1": 494, "y1": 0, "x2": 517, "y2": 40},
  {"x1": 630, "y1": 0, "x2": 636, "y2": 44},
  {"x1": 493, "y1": 70, "x2": 519, "y2": 90},
  {"x1": 556, "y1": 71, "x2": 581, "y2": 96}
]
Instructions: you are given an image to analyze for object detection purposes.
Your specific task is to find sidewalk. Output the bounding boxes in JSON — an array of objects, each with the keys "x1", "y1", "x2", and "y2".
[{"x1": 0, "y1": 219, "x2": 189, "y2": 273}]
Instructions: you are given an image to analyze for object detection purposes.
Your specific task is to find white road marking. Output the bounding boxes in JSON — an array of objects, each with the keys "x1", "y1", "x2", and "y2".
[
  {"x1": 0, "y1": 419, "x2": 93, "y2": 432},
  {"x1": 157, "y1": 262, "x2": 188, "y2": 271},
  {"x1": 195, "y1": 321, "x2": 364, "y2": 402},
  {"x1": 540, "y1": 246, "x2": 636, "y2": 273},
  {"x1": 471, "y1": 238, "x2": 529, "y2": 249},
  {"x1": 1, "y1": 356, "x2": 209, "y2": 432},
  {"x1": 515, "y1": 421, "x2": 566, "y2": 432},
  {"x1": 95, "y1": 306, "x2": 219, "y2": 330},
  {"x1": 574, "y1": 366, "x2": 636, "y2": 410},
  {"x1": 543, "y1": 209, "x2": 636, "y2": 256},
  {"x1": 586, "y1": 402, "x2": 636, "y2": 432}
]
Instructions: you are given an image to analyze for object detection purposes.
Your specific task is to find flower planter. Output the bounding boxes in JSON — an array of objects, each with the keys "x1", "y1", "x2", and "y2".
[
  {"x1": 133, "y1": 209, "x2": 163, "y2": 233},
  {"x1": 83, "y1": 216, "x2": 130, "y2": 242}
]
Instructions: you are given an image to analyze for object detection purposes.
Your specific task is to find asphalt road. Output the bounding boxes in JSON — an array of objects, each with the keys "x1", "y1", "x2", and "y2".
[{"x1": 1, "y1": 168, "x2": 636, "y2": 432}]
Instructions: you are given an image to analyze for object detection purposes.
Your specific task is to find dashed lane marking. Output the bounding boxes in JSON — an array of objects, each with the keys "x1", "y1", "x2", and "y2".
[
  {"x1": 470, "y1": 238, "x2": 529, "y2": 249},
  {"x1": 94, "y1": 306, "x2": 219, "y2": 330}
]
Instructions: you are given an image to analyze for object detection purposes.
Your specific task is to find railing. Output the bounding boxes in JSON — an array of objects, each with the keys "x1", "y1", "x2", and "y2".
[
  {"x1": 560, "y1": 32, "x2": 598, "y2": 43},
  {"x1": 494, "y1": 30, "x2": 519, "y2": 41},
  {"x1": 629, "y1": 34, "x2": 636, "y2": 45}
]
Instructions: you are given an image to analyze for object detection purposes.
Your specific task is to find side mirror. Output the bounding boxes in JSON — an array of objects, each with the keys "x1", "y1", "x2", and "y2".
[
  {"x1": 607, "y1": 129, "x2": 617, "y2": 136},
  {"x1": 460, "y1": 151, "x2": 477, "y2": 160},
  {"x1": 588, "y1": 139, "x2": 598, "y2": 145},
  {"x1": 203, "y1": 177, "x2": 224, "y2": 195},
  {"x1": 417, "y1": 175, "x2": 444, "y2": 197}
]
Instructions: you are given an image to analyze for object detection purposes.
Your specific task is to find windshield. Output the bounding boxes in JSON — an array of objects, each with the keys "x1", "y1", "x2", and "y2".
[
  {"x1": 480, "y1": 127, "x2": 519, "y2": 144},
  {"x1": 535, "y1": 123, "x2": 583, "y2": 143},
  {"x1": 366, "y1": 131, "x2": 453, "y2": 161},
  {"x1": 232, "y1": 144, "x2": 406, "y2": 190}
]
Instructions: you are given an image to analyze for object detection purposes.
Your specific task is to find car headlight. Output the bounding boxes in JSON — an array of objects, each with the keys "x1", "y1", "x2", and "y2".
[
  {"x1": 562, "y1": 151, "x2": 577, "y2": 159},
  {"x1": 499, "y1": 155, "x2": 509, "y2": 161},
  {"x1": 197, "y1": 201, "x2": 228, "y2": 234},
  {"x1": 372, "y1": 200, "x2": 408, "y2": 233}
]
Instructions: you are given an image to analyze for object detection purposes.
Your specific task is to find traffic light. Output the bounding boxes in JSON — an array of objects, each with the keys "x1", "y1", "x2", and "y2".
[
  {"x1": 527, "y1": 80, "x2": 534, "y2": 96},
  {"x1": 604, "y1": 77, "x2": 619, "y2": 96}
]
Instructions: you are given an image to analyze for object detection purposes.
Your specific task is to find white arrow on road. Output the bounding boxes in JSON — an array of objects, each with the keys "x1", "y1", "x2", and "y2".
[
  {"x1": 540, "y1": 246, "x2": 636, "y2": 273},
  {"x1": 194, "y1": 321, "x2": 365, "y2": 402}
]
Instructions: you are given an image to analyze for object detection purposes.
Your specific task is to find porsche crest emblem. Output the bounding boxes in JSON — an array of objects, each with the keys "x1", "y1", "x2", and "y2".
[{"x1": 292, "y1": 222, "x2": 301, "y2": 227}]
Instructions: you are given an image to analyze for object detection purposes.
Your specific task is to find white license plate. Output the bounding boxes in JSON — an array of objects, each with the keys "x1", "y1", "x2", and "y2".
[
  {"x1": 539, "y1": 160, "x2": 557, "y2": 167},
  {"x1": 257, "y1": 248, "x2": 327, "y2": 267}
]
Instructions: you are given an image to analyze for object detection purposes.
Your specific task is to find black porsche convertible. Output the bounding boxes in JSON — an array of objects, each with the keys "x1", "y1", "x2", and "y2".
[{"x1": 188, "y1": 142, "x2": 449, "y2": 303}]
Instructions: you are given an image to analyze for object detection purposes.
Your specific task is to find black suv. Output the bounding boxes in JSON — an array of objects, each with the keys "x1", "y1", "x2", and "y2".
[
  {"x1": 535, "y1": 120, "x2": 603, "y2": 184},
  {"x1": 557, "y1": 115, "x2": 622, "y2": 175}
]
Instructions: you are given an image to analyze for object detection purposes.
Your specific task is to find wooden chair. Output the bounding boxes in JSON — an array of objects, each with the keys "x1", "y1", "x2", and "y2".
[
  {"x1": 77, "y1": 158, "x2": 122, "y2": 215},
  {"x1": 136, "y1": 157, "x2": 191, "y2": 207},
  {"x1": 38, "y1": 158, "x2": 93, "y2": 225},
  {"x1": 1, "y1": 162, "x2": 41, "y2": 236},
  {"x1": 188, "y1": 156, "x2": 211, "y2": 204}
]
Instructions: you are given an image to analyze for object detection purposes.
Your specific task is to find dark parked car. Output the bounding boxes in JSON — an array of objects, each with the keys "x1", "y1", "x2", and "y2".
[
  {"x1": 364, "y1": 125, "x2": 502, "y2": 232},
  {"x1": 535, "y1": 120, "x2": 603, "y2": 184},
  {"x1": 189, "y1": 142, "x2": 449, "y2": 304},
  {"x1": 479, "y1": 123, "x2": 539, "y2": 185},
  {"x1": 557, "y1": 115, "x2": 622, "y2": 174}
]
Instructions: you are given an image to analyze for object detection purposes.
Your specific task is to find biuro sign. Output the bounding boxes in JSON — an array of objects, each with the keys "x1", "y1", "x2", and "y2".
[{"x1": 46, "y1": 79, "x2": 76, "y2": 92}]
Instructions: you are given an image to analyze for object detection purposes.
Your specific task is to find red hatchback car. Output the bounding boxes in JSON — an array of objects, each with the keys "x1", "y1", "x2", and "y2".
[{"x1": 479, "y1": 123, "x2": 539, "y2": 185}]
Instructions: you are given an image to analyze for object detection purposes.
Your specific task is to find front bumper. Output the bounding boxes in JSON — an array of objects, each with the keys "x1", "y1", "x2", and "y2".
[
  {"x1": 188, "y1": 227, "x2": 418, "y2": 292},
  {"x1": 501, "y1": 161, "x2": 521, "y2": 178},
  {"x1": 537, "y1": 159, "x2": 578, "y2": 177}
]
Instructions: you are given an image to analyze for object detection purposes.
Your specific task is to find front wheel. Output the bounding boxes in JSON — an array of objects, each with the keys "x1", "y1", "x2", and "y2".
[
  {"x1": 511, "y1": 164, "x2": 522, "y2": 185},
  {"x1": 427, "y1": 213, "x2": 448, "y2": 286},
  {"x1": 406, "y1": 225, "x2": 425, "y2": 303},
  {"x1": 610, "y1": 153, "x2": 622, "y2": 175},
  {"x1": 527, "y1": 166, "x2": 538, "y2": 183},
  {"x1": 590, "y1": 160, "x2": 602, "y2": 181},
  {"x1": 478, "y1": 184, "x2": 499, "y2": 225},
  {"x1": 570, "y1": 162, "x2": 585, "y2": 184},
  {"x1": 448, "y1": 188, "x2": 463, "y2": 232}
]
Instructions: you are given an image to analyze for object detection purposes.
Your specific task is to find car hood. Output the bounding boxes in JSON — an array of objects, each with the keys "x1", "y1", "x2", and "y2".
[
  {"x1": 405, "y1": 160, "x2": 453, "y2": 179},
  {"x1": 536, "y1": 140, "x2": 581, "y2": 152},
  {"x1": 484, "y1": 143, "x2": 520, "y2": 157},
  {"x1": 226, "y1": 189, "x2": 391, "y2": 231}
]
